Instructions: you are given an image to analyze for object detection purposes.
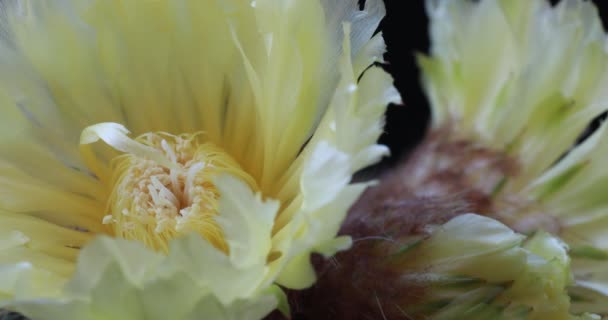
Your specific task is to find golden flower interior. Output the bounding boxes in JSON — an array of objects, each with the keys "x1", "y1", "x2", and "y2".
[{"x1": 81, "y1": 124, "x2": 259, "y2": 253}]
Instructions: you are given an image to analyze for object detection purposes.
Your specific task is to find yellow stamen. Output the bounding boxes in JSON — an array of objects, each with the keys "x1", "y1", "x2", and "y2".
[{"x1": 80, "y1": 123, "x2": 257, "y2": 253}]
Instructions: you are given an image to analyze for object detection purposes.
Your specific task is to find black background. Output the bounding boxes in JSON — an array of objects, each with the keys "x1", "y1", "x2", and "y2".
[{"x1": 378, "y1": 0, "x2": 608, "y2": 165}]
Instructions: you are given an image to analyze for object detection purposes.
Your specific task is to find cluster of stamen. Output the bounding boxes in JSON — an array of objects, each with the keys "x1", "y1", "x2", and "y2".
[{"x1": 102, "y1": 133, "x2": 254, "y2": 253}]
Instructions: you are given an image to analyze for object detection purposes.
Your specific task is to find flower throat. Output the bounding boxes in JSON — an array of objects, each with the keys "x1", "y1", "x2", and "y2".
[{"x1": 81, "y1": 124, "x2": 256, "y2": 253}]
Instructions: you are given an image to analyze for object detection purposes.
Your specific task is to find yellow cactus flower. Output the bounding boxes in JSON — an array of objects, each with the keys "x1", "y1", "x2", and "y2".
[
  {"x1": 275, "y1": 1, "x2": 606, "y2": 318},
  {"x1": 0, "y1": 0, "x2": 399, "y2": 319},
  {"x1": 417, "y1": 0, "x2": 608, "y2": 316}
]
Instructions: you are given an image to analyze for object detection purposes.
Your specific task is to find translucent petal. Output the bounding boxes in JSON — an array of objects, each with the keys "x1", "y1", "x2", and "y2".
[
  {"x1": 214, "y1": 174, "x2": 279, "y2": 270},
  {"x1": 270, "y1": 22, "x2": 398, "y2": 289},
  {"x1": 393, "y1": 214, "x2": 580, "y2": 320},
  {"x1": 529, "y1": 121, "x2": 608, "y2": 313},
  {"x1": 0, "y1": 263, "x2": 64, "y2": 302},
  {"x1": 420, "y1": 0, "x2": 608, "y2": 186},
  {"x1": 8, "y1": 235, "x2": 279, "y2": 320},
  {"x1": 2, "y1": 0, "x2": 391, "y2": 194},
  {"x1": 420, "y1": 0, "x2": 608, "y2": 316}
]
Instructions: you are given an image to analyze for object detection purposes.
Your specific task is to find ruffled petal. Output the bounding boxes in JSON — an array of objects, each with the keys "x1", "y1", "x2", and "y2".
[
  {"x1": 3, "y1": 0, "x2": 391, "y2": 194},
  {"x1": 0, "y1": 263, "x2": 64, "y2": 302},
  {"x1": 420, "y1": 0, "x2": 608, "y2": 186},
  {"x1": 392, "y1": 214, "x2": 582, "y2": 320},
  {"x1": 160, "y1": 174, "x2": 279, "y2": 301},
  {"x1": 527, "y1": 121, "x2": 608, "y2": 313},
  {"x1": 6, "y1": 235, "x2": 279, "y2": 320},
  {"x1": 419, "y1": 0, "x2": 608, "y2": 314},
  {"x1": 271, "y1": 22, "x2": 399, "y2": 289}
]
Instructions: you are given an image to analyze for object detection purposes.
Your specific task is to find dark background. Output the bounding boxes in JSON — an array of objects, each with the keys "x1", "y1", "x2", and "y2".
[{"x1": 378, "y1": 0, "x2": 608, "y2": 165}]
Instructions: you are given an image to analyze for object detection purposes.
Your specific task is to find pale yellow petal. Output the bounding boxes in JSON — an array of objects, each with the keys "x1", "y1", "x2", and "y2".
[
  {"x1": 0, "y1": 263, "x2": 64, "y2": 302},
  {"x1": 214, "y1": 174, "x2": 279, "y2": 269},
  {"x1": 394, "y1": 214, "x2": 579, "y2": 319},
  {"x1": 268, "y1": 20, "x2": 397, "y2": 290},
  {"x1": 8, "y1": 235, "x2": 279, "y2": 320},
  {"x1": 0, "y1": 165, "x2": 104, "y2": 232},
  {"x1": 421, "y1": 0, "x2": 608, "y2": 186},
  {"x1": 527, "y1": 120, "x2": 608, "y2": 313}
]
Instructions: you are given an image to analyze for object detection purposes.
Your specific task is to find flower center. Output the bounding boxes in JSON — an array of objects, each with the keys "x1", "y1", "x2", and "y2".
[{"x1": 80, "y1": 123, "x2": 256, "y2": 253}]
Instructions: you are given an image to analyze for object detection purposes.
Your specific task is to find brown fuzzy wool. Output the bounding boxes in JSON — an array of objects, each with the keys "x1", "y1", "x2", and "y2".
[{"x1": 264, "y1": 128, "x2": 552, "y2": 320}]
